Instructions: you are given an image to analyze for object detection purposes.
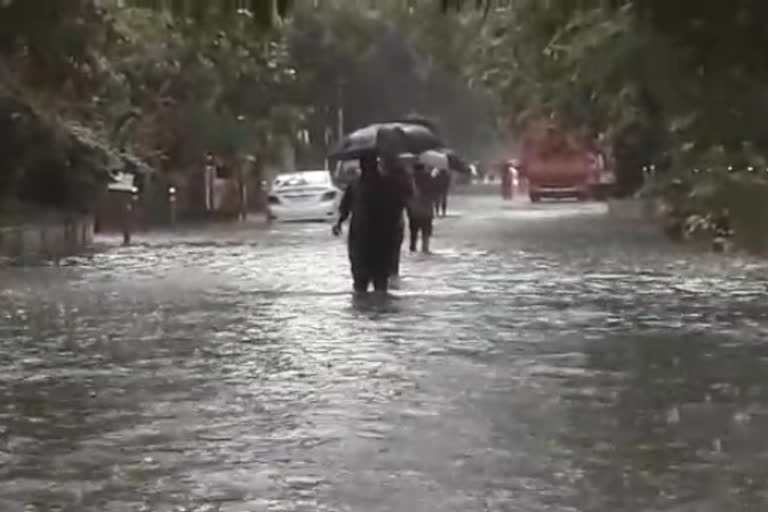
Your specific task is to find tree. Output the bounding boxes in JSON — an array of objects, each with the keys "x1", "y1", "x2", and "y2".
[
  {"x1": 125, "y1": 0, "x2": 294, "y2": 27},
  {"x1": 450, "y1": 0, "x2": 768, "y2": 247},
  {"x1": 0, "y1": 0, "x2": 305, "y2": 212},
  {"x1": 283, "y1": 0, "x2": 499, "y2": 164}
]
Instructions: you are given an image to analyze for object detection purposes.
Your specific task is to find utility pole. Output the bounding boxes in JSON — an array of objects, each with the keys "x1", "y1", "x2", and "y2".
[{"x1": 336, "y1": 75, "x2": 345, "y2": 141}]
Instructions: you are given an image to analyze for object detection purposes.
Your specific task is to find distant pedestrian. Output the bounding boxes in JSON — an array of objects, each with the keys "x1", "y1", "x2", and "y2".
[
  {"x1": 203, "y1": 153, "x2": 216, "y2": 214},
  {"x1": 408, "y1": 164, "x2": 436, "y2": 253},
  {"x1": 236, "y1": 163, "x2": 248, "y2": 221},
  {"x1": 500, "y1": 163, "x2": 512, "y2": 200},
  {"x1": 433, "y1": 168, "x2": 451, "y2": 217}
]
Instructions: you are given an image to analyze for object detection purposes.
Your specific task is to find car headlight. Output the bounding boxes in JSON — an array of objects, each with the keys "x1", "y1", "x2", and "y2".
[
  {"x1": 268, "y1": 195, "x2": 281, "y2": 205},
  {"x1": 321, "y1": 191, "x2": 337, "y2": 201}
]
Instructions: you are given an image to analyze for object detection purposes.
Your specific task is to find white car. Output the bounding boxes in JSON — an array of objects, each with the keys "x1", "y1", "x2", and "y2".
[{"x1": 267, "y1": 170, "x2": 341, "y2": 222}]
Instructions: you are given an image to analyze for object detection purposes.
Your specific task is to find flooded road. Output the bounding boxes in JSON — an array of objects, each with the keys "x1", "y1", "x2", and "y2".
[{"x1": 2, "y1": 196, "x2": 768, "y2": 511}]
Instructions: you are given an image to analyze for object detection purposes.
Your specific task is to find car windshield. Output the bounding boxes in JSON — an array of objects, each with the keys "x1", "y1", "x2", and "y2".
[{"x1": 274, "y1": 171, "x2": 330, "y2": 188}]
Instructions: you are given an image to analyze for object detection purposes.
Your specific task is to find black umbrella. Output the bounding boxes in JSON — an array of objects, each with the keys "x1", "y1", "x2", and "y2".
[{"x1": 329, "y1": 122, "x2": 444, "y2": 160}]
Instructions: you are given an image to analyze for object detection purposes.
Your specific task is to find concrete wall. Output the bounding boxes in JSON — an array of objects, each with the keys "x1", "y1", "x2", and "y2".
[{"x1": 0, "y1": 216, "x2": 94, "y2": 262}]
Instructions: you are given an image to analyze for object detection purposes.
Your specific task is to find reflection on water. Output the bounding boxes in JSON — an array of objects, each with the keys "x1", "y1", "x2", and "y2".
[{"x1": 1, "y1": 198, "x2": 768, "y2": 511}]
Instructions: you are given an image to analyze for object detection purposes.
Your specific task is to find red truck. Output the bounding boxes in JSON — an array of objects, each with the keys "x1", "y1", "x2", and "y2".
[{"x1": 515, "y1": 119, "x2": 614, "y2": 202}]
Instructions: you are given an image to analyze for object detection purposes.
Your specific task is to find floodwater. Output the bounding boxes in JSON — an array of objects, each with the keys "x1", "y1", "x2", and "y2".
[{"x1": 2, "y1": 196, "x2": 768, "y2": 512}]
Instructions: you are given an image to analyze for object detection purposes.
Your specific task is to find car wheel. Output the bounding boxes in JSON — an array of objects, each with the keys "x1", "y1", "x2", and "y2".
[{"x1": 529, "y1": 193, "x2": 541, "y2": 203}]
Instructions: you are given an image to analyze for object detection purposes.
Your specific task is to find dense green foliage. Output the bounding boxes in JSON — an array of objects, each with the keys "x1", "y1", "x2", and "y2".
[
  {"x1": 0, "y1": 0, "x2": 302, "y2": 211},
  {"x1": 0, "y1": 0, "x2": 496, "y2": 212},
  {"x1": 3, "y1": 0, "x2": 768, "y2": 248},
  {"x1": 285, "y1": 0, "x2": 498, "y2": 165},
  {"x1": 125, "y1": 0, "x2": 294, "y2": 27},
  {"x1": 0, "y1": 0, "x2": 132, "y2": 211},
  {"x1": 436, "y1": 1, "x2": 768, "y2": 247},
  {"x1": 461, "y1": 2, "x2": 768, "y2": 175}
]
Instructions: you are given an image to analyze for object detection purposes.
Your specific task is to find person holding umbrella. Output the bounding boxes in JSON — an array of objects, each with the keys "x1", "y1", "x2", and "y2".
[
  {"x1": 407, "y1": 163, "x2": 437, "y2": 253},
  {"x1": 332, "y1": 127, "x2": 414, "y2": 293},
  {"x1": 418, "y1": 149, "x2": 472, "y2": 216}
]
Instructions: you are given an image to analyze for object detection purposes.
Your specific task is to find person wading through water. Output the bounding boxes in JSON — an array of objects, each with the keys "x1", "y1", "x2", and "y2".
[
  {"x1": 408, "y1": 163, "x2": 436, "y2": 253},
  {"x1": 433, "y1": 167, "x2": 451, "y2": 218},
  {"x1": 332, "y1": 128, "x2": 414, "y2": 293}
]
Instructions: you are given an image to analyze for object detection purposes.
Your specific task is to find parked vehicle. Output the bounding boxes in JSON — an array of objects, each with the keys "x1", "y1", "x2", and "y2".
[
  {"x1": 516, "y1": 119, "x2": 614, "y2": 202},
  {"x1": 267, "y1": 170, "x2": 341, "y2": 222}
]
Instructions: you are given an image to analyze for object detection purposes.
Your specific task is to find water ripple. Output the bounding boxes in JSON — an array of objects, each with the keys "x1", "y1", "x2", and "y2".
[{"x1": 2, "y1": 198, "x2": 768, "y2": 511}]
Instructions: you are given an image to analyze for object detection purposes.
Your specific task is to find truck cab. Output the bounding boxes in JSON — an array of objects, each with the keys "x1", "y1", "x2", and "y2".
[{"x1": 516, "y1": 120, "x2": 615, "y2": 202}]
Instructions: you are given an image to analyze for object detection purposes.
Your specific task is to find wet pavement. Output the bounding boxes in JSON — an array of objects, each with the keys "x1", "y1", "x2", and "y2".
[{"x1": 2, "y1": 196, "x2": 768, "y2": 512}]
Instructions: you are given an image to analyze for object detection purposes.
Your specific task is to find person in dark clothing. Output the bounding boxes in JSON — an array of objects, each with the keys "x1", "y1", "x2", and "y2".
[
  {"x1": 500, "y1": 163, "x2": 512, "y2": 200},
  {"x1": 375, "y1": 127, "x2": 413, "y2": 286},
  {"x1": 391, "y1": 210, "x2": 405, "y2": 281},
  {"x1": 333, "y1": 149, "x2": 413, "y2": 293},
  {"x1": 433, "y1": 168, "x2": 451, "y2": 217},
  {"x1": 408, "y1": 164, "x2": 436, "y2": 253}
]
